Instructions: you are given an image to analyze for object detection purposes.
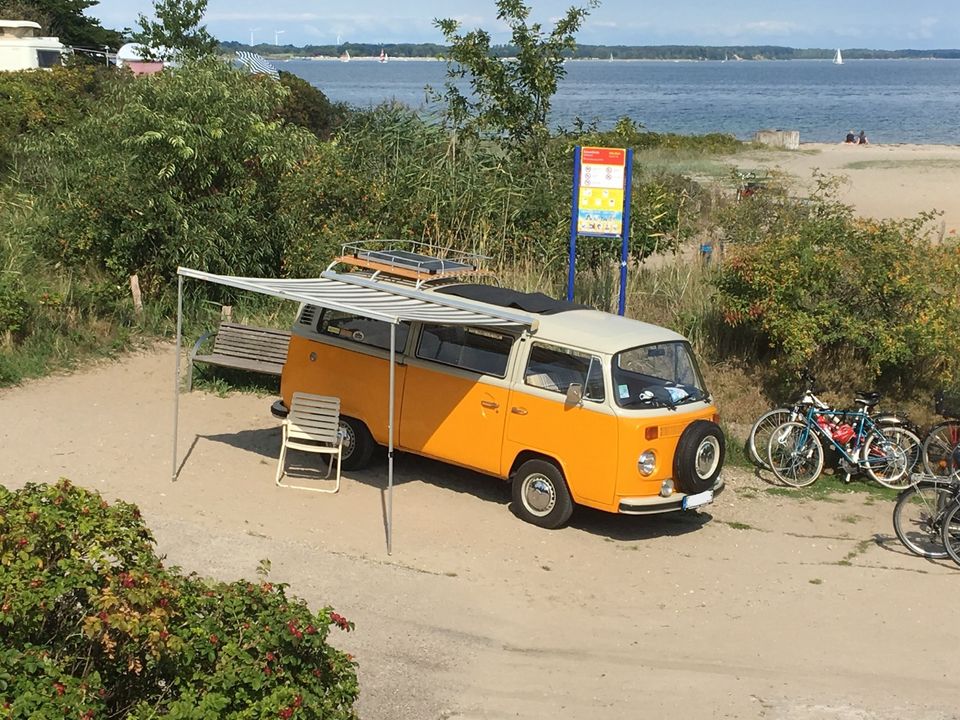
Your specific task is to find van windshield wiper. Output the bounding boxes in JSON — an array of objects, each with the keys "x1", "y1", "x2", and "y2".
[{"x1": 624, "y1": 387, "x2": 678, "y2": 410}]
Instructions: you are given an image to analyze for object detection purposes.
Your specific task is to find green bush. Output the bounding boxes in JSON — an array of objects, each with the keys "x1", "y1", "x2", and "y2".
[
  {"x1": 714, "y1": 184, "x2": 960, "y2": 385},
  {"x1": 275, "y1": 71, "x2": 347, "y2": 140},
  {"x1": 0, "y1": 276, "x2": 29, "y2": 339},
  {"x1": 280, "y1": 104, "x2": 701, "y2": 277},
  {"x1": 0, "y1": 64, "x2": 117, "y2": 169},
  {"x1": 18, "y1": 59, "x2": 316, "y2": 293},
  {"x1": 0, "y1": 479, "x2": 359, "y2": 719}
]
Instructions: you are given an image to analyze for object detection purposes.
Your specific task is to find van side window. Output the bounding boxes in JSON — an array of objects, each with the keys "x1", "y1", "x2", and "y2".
[
  {"x1": 318, "y1": 309, "x2": 409, "y2": 352},
  {"x1": 416, "y1": 325, "x2": 513, "y2": 377},
  {"x1": 524, "y1": 343, "x2": 605, "y2": 401}
]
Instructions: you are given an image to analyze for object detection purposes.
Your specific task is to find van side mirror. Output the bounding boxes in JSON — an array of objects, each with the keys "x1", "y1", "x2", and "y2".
[{"x1": 565, "y1": 383, "x2": 583, "y2": 406}]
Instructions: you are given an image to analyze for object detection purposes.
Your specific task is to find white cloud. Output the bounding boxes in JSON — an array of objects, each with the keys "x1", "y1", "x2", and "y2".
[{"x1": 740, "y1": 20, "x2": 798, "y2": 36}]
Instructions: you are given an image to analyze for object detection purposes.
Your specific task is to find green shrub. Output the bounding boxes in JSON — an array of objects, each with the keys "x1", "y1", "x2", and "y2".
[
  {"x1": 0, "y1": 276, "x2": 29, "y2": 339},
  {"x1": 18, "y1": 59, "x2": 316, "y2": 293},
  {"x1": 276, "y1": 71, "x2": 347, "y2": 140},
  {"x1": 281, "y1": 104, "x2": 701, "y2": 277},
  {"x1": 0, "y1": 64, "x2": 117, "y2": 169},
  {"x1": 714, "y1": 183, "x2": 960, "y2": 385},
  {"x1": 0, "y1": 479, "x2": 359, "y2": 719}
]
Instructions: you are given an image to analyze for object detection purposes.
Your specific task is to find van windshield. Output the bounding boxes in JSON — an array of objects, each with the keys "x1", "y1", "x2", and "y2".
[{"x1": 612, "y1": 341, "x2": 708, "y2": 409}]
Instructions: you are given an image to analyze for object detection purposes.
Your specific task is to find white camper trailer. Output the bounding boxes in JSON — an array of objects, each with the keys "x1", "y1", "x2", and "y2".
[{"x1": 0, "y1": 20, "x2": 66, "y2": 71}]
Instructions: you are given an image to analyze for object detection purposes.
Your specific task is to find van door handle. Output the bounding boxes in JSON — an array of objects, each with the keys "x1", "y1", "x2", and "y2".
[
  {"x1": 480, "y1": 400, "x2": 499, "y2": 409},
  {"x1": 511, "y1": 407, "x2": 528, "y2": 415}
]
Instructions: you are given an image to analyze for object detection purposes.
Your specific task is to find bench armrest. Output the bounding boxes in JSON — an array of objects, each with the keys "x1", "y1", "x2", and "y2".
[{"x1": 189, "y1": 330, "x2": 218, "y2": 362}]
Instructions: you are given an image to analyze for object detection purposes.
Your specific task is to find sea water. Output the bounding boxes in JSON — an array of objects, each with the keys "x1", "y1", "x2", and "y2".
[{"x1": 281, "y1": 57, "x2": 960, "y2": 144}]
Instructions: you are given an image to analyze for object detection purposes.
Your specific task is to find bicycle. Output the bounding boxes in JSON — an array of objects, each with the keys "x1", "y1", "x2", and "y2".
[
  {"x1": 893, "y1": 473, "x2": 959, "y2": 559},
  {"x1": 921, "y1": 389, "x2": 960, "y2": 477},
  {"x1": 748, "y1": 373, "x2": 920, "y2": 471},
  {"x1": 747, "y1": 371, "x2": 826, "y2": 469},
  {"x1": 939, "y1": 490, "x2": 960, "y2": 566},
  {"x1": 766, "y1": 396, "x2": 920, "y2": 489}
]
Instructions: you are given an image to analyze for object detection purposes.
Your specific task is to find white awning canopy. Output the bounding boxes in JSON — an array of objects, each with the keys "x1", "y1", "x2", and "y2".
[{"x1": 177, "y1": 267, "x2": 537, "y2": 329}]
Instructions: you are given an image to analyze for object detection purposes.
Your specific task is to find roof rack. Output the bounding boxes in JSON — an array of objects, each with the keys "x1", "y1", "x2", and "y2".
[{"x1": 329, "y1": 241, "x2": 491, "y2": 288}]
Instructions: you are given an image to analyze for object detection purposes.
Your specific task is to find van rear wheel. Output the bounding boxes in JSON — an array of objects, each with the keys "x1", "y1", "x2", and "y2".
[
  {"x1": 512, "y1": 459, "x2": 573, "y2": 529},
  {"x1": 339, "y1": 416, "x2": 375, "y2": 470}
]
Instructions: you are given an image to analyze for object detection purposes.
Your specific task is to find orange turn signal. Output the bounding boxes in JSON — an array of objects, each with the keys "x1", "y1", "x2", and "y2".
[{"x1": 645, "y1": 426, "x2": 659, "y2": 440}]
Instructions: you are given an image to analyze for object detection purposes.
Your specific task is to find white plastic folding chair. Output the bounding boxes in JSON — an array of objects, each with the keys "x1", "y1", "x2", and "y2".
[{"x1": 275, "y1": 392, "x2": 343, "y2": 493}]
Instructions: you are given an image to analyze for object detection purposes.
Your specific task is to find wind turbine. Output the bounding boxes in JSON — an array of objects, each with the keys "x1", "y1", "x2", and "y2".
[
  {"x1": 274, "y1": 29, "x2": 285, "y2": 45},
  {"x1": 249, "y1": 28, "x2": 260, "y2": 46}
]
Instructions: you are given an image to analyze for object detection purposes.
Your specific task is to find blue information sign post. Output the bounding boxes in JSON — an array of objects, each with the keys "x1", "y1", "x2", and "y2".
[{"x1": 567, "y1": 145, "x2": 634, "y2": 316}]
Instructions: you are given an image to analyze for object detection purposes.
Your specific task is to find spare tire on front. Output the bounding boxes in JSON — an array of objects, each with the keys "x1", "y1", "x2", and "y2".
[{"x1": 673, "y1": 420, "x2": 725, "y2": 495}]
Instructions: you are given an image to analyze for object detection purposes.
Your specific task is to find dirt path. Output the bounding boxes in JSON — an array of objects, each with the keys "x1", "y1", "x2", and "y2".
[{"x1": 2, "y1": 348, "x2": 958, "y2": 719}]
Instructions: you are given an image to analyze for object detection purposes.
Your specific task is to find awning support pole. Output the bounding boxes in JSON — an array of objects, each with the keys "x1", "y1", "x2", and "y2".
[
  {"x1": 172, "y1": 274, "x2": 183, "y2": 481},
  {"x1": 387, "y1": 323, "x2": 396, "y2": 554}
]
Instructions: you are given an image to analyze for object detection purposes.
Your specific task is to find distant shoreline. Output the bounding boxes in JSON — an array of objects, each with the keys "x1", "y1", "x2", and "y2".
[{"x1": 275, "y1": 55, "x2": 958, "y2": 63}]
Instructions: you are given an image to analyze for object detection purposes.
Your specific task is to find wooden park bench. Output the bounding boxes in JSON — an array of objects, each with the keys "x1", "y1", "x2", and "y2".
[{"x1": 187, "y1": 322, "x2": 291, "y2": 391}]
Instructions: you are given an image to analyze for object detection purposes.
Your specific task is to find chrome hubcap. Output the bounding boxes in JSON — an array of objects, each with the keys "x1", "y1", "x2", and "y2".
[
  {"x1": 696, "y1": 436, "x2": 720, "y2": 478},
  {"x1": 523, "y1": 475, "x2": 556, "y2": 516},
  {"x1": 339, "y1": 421, "x2": 356, "y2": 459}
]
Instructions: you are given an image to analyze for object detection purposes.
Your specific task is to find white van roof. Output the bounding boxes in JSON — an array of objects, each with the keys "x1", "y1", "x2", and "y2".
[{"x1": 427, "y1": 282, "x2": 685, "y2": 354}]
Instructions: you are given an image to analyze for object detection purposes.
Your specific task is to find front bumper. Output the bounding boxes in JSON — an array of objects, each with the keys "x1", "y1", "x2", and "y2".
[{"x1": 617, "y1": 477, "x2": 724, "y2": 515}]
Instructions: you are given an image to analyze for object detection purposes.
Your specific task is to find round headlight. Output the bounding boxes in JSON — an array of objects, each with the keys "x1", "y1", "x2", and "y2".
[{"x1": 637, "y1": 450, "x2": 656, "y2": 476}]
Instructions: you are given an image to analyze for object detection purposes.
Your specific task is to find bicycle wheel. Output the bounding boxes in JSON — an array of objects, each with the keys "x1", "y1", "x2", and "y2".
[
  {"x1": 922, "y1": 420, "x2": 960, "y2": 478},
  {"x1": 892, "y1": 482, "x2": 953, "y2": 558},
  {"x1": 767, "y1": 421, "x2": 824, "y2": 487},
  {"x1": 863, "y1": 426, "x2": 912, "y2": 489},
  {"x1": 939, "y1": 500, "x2": 960, "y2": 566},
  {"x1": 747, "y1": 408, "x2": 793, "y2": 469}
]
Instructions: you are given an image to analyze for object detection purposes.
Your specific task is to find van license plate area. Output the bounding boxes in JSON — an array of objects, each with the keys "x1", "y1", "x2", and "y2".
[{"x1": 682, "y1": 489, "x2": 713, "y2": 510}]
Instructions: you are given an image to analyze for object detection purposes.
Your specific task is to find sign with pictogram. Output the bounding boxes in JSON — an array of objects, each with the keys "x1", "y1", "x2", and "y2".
[
  {"x1": 567, "y1": 145, "x2": 634, "y2": 315},
  {"x1": 576, "y1": 146, "x2": 627, "y2": 236}
]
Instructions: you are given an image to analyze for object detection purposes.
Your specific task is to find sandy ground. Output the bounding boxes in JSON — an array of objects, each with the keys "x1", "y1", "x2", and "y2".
[
  {"x1": 2, "y1": 349, "x2": 960, "y2": 719},
  {"x1": 733, "y1": 142, "x2": 960, "y2": 234}
]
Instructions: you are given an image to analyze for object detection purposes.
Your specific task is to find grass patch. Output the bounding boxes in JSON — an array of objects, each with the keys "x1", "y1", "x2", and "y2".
[
  {"x1": 764, "y1": 474, "x2": 899, "y2": 502},
  {"x1": 841, "y1": 158, "x2": 960, "y2": 171},
  {"x1": 633, "y1": 147, "x2": 736, "y2": 182},
  {"x1": 189, "y1": 366, "x2": 281, "y2": 397},
  {"x1": 838, "y1": 513, "x2": 864, "y2": 524},
  {"x1": 838, "y1": 538, "x2": 874, "y2": 565},
  {"x1": 720, "y1": 520, "x2": 758, "y2": 531}
]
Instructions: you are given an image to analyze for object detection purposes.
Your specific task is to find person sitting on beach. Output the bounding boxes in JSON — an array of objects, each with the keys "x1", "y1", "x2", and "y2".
[
  {"x1": 857, "y1": 130, "x2": 868, "y2": 145},
  {"x1": 845, "y1": 130, "x2": 856, "y2": 143}
]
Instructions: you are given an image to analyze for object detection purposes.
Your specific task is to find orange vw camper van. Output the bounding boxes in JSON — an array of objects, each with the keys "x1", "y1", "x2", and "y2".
[{"x1": 271, "y1": 247, "x2": 725, "y2": 528}]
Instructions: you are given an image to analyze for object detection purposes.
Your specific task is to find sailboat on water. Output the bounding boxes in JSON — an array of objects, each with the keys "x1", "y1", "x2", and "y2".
[
  {"x1": 833, "y1": 48, "x2": 843, "y2": 65},
  {"x1": 379, "y1": 48, "x2": 388, "y2": 63},
  {"x1": 340, "y1": 49, "x2": 350, "y2": 62}
]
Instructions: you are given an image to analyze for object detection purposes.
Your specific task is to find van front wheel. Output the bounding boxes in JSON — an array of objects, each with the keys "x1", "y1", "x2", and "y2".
[
  {"x1": 339, "y1": 416, "x2": 375, "y2": 470},
  {"x1": 512, "y1": 460, "x2": 573, "y2": 529}
]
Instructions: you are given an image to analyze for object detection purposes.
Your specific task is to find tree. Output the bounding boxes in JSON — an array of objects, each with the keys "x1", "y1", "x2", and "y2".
[
  {"x1": 0, "y1": 0, "x2": 122, "y2": 48},
  {"x1": 131, "y1": 0, "x2": 217, "y2": 61},
  {"x1": 275, "y1": 71, "x2": 347, "y2": 140},
  {"x1": 21, "y1": 59, "x2": 315, "y2": 290},
  {"x1": 432, "y1": 0, "x2": 598, "y2": 142}
]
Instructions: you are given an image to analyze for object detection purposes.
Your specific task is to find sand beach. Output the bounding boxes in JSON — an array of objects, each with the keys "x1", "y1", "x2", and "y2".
[{"x1": 735, "y1": 141, "x2": 960, "y2": 234}]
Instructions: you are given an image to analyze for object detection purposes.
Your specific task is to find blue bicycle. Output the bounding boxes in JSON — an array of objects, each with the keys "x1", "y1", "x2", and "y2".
[{"x1": 767, "y1": 394, "x2": 919, "y2": 489}]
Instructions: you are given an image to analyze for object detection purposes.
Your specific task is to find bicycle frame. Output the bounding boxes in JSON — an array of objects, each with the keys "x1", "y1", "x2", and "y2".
[{"x1": 802, "y1": 407, "x2": 897, "y2": 468}]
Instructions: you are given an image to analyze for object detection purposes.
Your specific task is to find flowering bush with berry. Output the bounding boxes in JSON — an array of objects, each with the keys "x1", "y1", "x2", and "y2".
[
  {"x1": 0, "y1": 479, "x2": 358, "y2": 719},
  {"x1": 714, "y1": 176, "x2": 960, "y2": 386}
]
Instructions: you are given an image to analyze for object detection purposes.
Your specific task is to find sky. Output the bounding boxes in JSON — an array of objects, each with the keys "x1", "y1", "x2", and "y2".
[{"x1": 85, "y1": 0, "x2": 960, "y2": 49}]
